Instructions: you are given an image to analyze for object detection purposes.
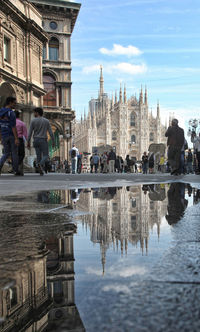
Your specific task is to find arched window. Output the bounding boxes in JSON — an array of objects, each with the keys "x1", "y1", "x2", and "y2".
[
  {"x1": 150, "y1": 132, "x2": 154, "y2": 142},
  {"x1": 131, "y1": 135, "x2": 136, "y2": 143},
  {"x1": 131, "y1": 215, "x2": 137, "y2": 232},
  {"x1": 49, "y1": 37, "x2": 59, "y2": 61},
  {"x1": 130, "y1": 112, "x2": 136, "y2": 127},
  {"x1": 112, "y1": 131, "x2": 117, "y2": 141},
  {"x1": 43, "y1": 73, "x2": 56, "y2": 106},
  {"x1": 131, "y1": 198, "x2": 136, "y2": 208}
]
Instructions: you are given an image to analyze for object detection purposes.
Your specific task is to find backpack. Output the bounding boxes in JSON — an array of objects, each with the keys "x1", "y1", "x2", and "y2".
[{"x1": 71, "y1": 149, "x2": 76, "y2": 158}]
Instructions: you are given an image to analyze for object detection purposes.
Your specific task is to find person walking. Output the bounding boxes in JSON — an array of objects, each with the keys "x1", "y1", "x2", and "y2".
[
  {"x1": 142, "y1": 152, "x2": 148, "y2": 174},
  {"x1": 148, "y1": 153, "x2": 154, "y2": 174},
  {"x1": 27, "y1": 107, "x2": 55, "y2": 176},
  {"x1": 92, "y1": 152, "x2": 100, "y2": 173},
  {"x1": 90, "y1": 155, "x2": 94, "y2": 173},
  {"x1": 70, "y1": 143, "x2": 79, "y2": 174},
  {"x1": 0, "y1": 96, "x2": 20, "y2": 175},
  {"x1": 186, "y1": 148, "x2": 193, "y2": 174},
  {"x1": 191, "y1": 132, "x2": 200, "y2": 174},
  {"x1": 15, "y1": 110, "x2": 28, "y2": 175},
  {"x1": 108, "y1": 148, "x2": 116, "y2": 173},
  {"x1": 165, "y1": 119, "x2": 184, "y2": 175}
]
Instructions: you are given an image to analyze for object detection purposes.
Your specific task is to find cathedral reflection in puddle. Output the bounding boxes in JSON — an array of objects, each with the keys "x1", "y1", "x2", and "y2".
[{"x1": 0, "y1": 183, "x2": 198, "y2": 331}]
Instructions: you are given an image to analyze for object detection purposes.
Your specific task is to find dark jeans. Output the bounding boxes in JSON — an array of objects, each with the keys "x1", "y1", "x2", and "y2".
[
  {"x1": 0, "y1": 136, "x2": 18, "y2": 172},
  {"x1": 33, "y1": 138, "x2": 49, "y2": 168},
  {"x1": 142, "y1": 163, "x2": 148, "y2": 174},
  {"x1": 94, "y1": 163, "x2": 98, "y2": 173},
  {"x1": 196, "y1": 151, "x2": 200, "y2": 172},
  {"x1": 18, "y1": 138, "x2": 25, "y2": 165}
]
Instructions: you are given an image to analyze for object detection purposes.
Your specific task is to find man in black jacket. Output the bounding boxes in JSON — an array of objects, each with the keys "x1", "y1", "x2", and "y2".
[{"x1": 165, "y1": 119, "x2": 184, "y2": 175}]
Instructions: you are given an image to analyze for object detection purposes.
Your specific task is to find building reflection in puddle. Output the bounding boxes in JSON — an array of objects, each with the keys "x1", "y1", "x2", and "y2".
[
  {"x1": 0, "y1": 213, "x2": 85, "y2": 332},
  {"x1": 0, "y1": 183, "x2": 197, "y2": 331},
  {"x1": 76, "y1": 184, "x2": 168, "y2": 256}
]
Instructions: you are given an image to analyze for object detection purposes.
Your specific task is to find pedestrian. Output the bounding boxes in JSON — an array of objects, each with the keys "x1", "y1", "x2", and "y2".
[
  {"x1": 77, "y1": 153, "x2": 82, "y2": 173},
  {"x1": 125, "y1": 155, "x2": 131, "y2": 172},
  {"x1": 108, "y1": 148, "x2": 116, "y2": 173},
  {"x1": 0, "y1": 96, "x2": 20, "y2": 176},
  {"x1": 92, "y1": 152, "x2": 100, "y2": 173},
  {"x1": 15, "y1": 110, "x2": 28, "y2": 175},
  {"x1": 100, "y1": 154, "x2": 104, "y2": 173},
  {"x1": 142, "y1": 152, "x2": 148, "y2": 174},
  {"x1": 165, "y1": 119, "x2": 184, "y2": 175},
  {"x1": 115, "y1": 156, "x2": 120, "y2": 173},
  {"x1": 186, "y1": 148, "x2": 193, "y2": 174},
  {"x1": 90, "y1": 155, "x2": 94, "y2": 173},
  {"x1": 148, "y1": 152, "x2": 154, "y2": 174},
  {"x1": 191, "y1": 132, "x2": 200, "y2": 174},
  {"x1": 69, "y1": 143, "x2": 79, "y2": 174},
  {"x1": 159, "y1": 155, "x2": 165, "y2": 173},
  {"x1": 27, "y1": 107, "x2": 55, "y2": 176},
  {"x1": 179, "y1": 138, "x2": 188, "y2": 174}
]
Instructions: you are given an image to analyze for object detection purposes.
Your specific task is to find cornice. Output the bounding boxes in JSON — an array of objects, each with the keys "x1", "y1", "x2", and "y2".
[
  {"x1": 1, "y1": 0, "x2": 48, "y2": 42},
  {"x1": 30, "y1": 0, "x2": 81, "y2": 32}
]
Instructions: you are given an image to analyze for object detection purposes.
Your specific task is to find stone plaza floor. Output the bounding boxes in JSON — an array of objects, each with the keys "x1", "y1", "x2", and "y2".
[{"x1": 0, "y1": 173, "x2": 200, "y2": 331}]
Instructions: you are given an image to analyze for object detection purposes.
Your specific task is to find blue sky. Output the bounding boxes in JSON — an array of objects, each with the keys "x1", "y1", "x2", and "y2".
[{"x1": 71, "y1": 0, "x2": 200, "y2": 131}]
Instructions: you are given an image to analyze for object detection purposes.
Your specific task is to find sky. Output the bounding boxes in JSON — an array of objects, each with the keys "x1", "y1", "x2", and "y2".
[{"x1": 71, "y1": 0, "x2": 200, "y2": 132}]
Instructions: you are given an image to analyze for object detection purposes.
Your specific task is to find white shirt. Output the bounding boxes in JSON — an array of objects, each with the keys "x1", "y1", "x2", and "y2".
[{"x1": 70, "y1": 147, "x2": 79, "y2": 158}]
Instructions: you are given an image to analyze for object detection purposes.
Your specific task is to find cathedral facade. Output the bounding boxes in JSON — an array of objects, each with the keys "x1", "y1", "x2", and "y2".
[{"x1": 75, "y1": 67, "x2": 167, "y2": 160}]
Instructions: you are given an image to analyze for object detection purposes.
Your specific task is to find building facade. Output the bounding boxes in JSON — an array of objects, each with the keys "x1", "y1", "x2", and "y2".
[
  {"x1": 75, "y1": 67, "x2": 167, "y2": 160},
  {"x1": 30, "y1": 0, "x2": 81, "y2": 161},
  {"x1": 0, "y1": 0, "x2": 47, "y2": 158}
]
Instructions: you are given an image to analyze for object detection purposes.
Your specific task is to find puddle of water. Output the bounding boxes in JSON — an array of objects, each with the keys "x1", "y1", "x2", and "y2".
[{"x1": 0, "y1": 183, "x2": 199, "y2": 331}]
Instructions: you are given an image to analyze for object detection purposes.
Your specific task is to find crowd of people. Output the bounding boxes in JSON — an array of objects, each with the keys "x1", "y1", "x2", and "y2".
[
  {"x1": 0, "y1": 99, "x2": 199, "y2": 177},
  {"x1": 0, "y1": 96, "x2": 55, "y2": 176}
]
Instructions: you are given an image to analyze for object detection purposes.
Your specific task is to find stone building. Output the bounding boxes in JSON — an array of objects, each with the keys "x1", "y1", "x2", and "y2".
[
  {"x1": 75, "y1": 67, "x2": 167, "y2": 160},
  {"x1": 0, "y1": 0, "x2": 81, "y2": 164},
  {"x1": 0, "y1": 0, "x2": 47, "y2": 158},
  {"x1": 30, "y1": 0, "x2": 81, "y2": 161}
]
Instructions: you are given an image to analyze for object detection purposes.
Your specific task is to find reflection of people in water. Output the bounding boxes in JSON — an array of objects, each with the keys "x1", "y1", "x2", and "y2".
[
  {"x1": 194, "y1": 189, "x2": 200, "y2": 205},
  {"x1": 142, "y1": 184, "x2": 166, "y2": 201},
  {"x1": 187, "y1": 184, "x2": 193, "y2": 197},
  {"x1": 142, "y1": 185, "x2": 149, "y2": 195},
  {"x1": 71, "y1": 189, "x2": 82, "y2": 207},
  {"x1": 165, "y1": 183, "x2": 188, "y2": 225}
]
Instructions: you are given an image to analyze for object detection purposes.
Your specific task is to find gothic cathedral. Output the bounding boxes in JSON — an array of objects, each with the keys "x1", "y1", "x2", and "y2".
[{"x1": 75, "y1": 67, "x2": 167, "y2": 160}]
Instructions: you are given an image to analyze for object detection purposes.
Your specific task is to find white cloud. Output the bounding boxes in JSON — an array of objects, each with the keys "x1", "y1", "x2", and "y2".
[
  {"x1": 82, "y1": 62, "x2": 147, "y2": 76},
  {"x1": 102, "y1": 284, "x2": 131, "y2": 294},
  {"x1": 113, "y1": 62, "x2": 147, "y2": 75},
  {"x1": 99, "y1": 44, "x2": 143, "y2": 57},
  {"x1": 82, "y1": 64, "x2": 100, "y2": 74}
]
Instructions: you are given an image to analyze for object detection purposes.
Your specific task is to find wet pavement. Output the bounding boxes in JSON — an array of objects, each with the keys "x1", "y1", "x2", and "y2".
[{"x1": 0, "y1": 181, "x2": 200, "y2": 331}]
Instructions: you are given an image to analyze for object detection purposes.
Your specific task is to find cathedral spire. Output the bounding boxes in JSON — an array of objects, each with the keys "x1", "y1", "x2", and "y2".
[
  {"x1": 119, "y1": 83, "x2": 122, "y2": 103},
  {"x1": 115, "y1": 89, "x2": 118, "y2": 104},
  {"x1": 157, "y1": 100, "x2": 160, "y2": 118},
  {"x1": 124, "y1": 84, "x2": 127, "y2": 104},
  {"x1": 139, "y1": 85, "x2": 143, "y2": 105},
  {"x1": 112, "y1": 92, "x2": 114, "y2": 107},
  {"x1": 99, "y1": 65, "x2": 104, "y2": 97},
  {"x1": 145, "y1": 86, "x2": 148, "y2": 105}
]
